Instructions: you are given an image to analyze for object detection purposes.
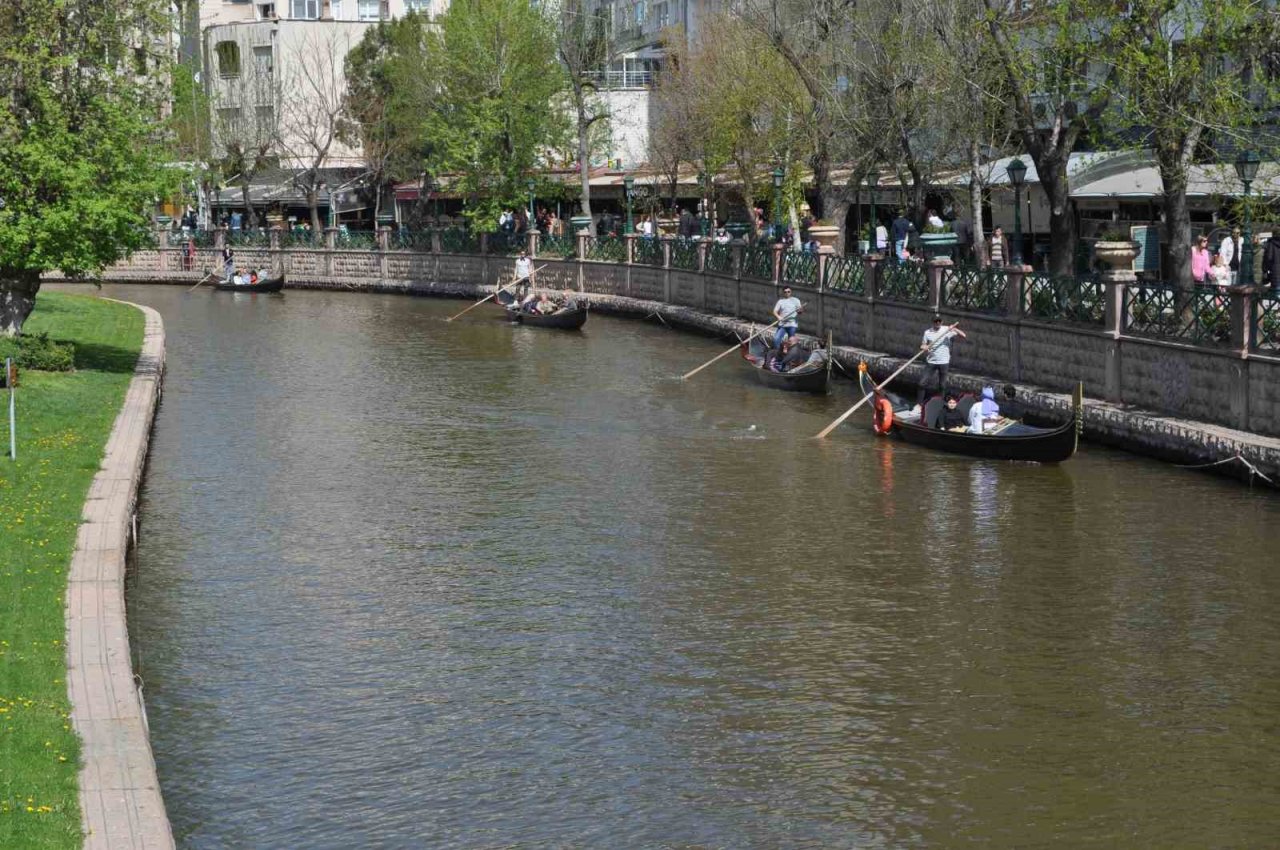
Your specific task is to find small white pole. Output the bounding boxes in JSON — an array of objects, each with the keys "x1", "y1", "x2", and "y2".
[{"x1": 6, "y1": 357, "x2": 15, "y2": 461}]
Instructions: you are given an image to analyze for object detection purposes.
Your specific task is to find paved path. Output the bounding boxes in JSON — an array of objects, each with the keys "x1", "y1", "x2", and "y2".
[{"x1": 65, "y1": 301, "x2": 174, "y2": 849}]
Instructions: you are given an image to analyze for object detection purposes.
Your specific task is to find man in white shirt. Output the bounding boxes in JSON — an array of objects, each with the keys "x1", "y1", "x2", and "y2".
[
  {"x1": 918, "y1": 314, "x2": 966, "y2": 406},
  {"x1": 1219, "y1": 228, "x2": 1241, "y2": 285},
  {"x1": 772, "y1": 286, "x2": 804, "y2": 348}
]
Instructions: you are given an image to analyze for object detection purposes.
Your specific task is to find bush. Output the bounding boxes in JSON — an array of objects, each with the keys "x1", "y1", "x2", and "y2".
[{"x1": 0, "y1": 331, "x2": 76, "y2": 372}]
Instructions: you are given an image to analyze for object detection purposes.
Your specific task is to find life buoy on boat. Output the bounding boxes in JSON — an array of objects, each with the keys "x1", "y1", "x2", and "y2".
[{"x1": 872, "y1": 397, "x2": 894, "y2": 435}]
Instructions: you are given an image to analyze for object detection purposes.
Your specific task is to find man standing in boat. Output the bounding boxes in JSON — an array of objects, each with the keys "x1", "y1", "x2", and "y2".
[
  {"x1": 772, "y1": 286, "x2": 803, "y2": 349},
  {"x1": 919, "y1": 314, "x2": 966, "y2": 406},
  {"x1": 513, "y1": 250, "x2": 535, "y2": 309}
]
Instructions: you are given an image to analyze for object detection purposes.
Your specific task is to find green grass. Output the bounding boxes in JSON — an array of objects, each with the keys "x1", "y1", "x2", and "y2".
[{"x1": 0, "y1": 291, "x2": 144, "y2": 849}]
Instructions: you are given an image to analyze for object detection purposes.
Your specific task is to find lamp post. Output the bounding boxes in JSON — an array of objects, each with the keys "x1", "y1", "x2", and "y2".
[
  {"x1": 1235, "y1": 150, "x2": 1260, "y2": 288},
  {"x1": 1007, "y1": 157, "x2": 1028, "y2": 267},
  {"x1": 526, "y1": 178, "x2": 536, "y2": 228},
  {"x1": 772, "y1": 166, "x2": 785, "y2": 243},
  {"x1": 623, "y1": 174, "x2": 635, "y2": 235},
  {"x1": 867, "y1": 168, "x2": 880, "y2": 254}
]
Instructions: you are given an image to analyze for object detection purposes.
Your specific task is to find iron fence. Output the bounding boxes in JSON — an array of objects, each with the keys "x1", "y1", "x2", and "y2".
[
  {"x1": 781, "y1": 251, "x2": 818, "y2": 287},
  {"x1": 705, "y1": 242, "x2": 732, "y2": 273},
  {"x1": 943, "y1": 266, "x2": 1007, "y2": 313},
  {"x1": 671, "y1": 238, "x2": 700, "y2": 271},
  {"x1": 440, "y1": 227, "x2": 481, "y2": 254},
  {"x1": 634, "y1": 237, "x2": 662, "y2": 266},
  {"x1": 824, "y1": 255, "x2": 864, "y2": 294},
  {"x1": 538, "y1": 233, "x2": 576, "y2": 259},
  {"x1": 1022, "y1": 273, "x2": 1106, "y2": 326},
  {"x1": 1124, "y1": 283, "x2": 1231, "y2": 345},
  {"x1": 490, "y1": 230, "x2": 527, "y2": 256},
  {"x1": 879, "y1": 262, "x2": 929, "y2": 303},
  {"x1": 1254, "y1": 290, "x2": 1280, "y2": 353},
  {"x1": 585, "y1": 236, "x2": 626, "y2": 262},
  {"x1": 390, "y1": 230, "x2": 433, "y2": 252},
  {"x1": 741, "y1": 245, "x2": 774, "y2": 281},
  {"x1": 190, "y1": 230, "x2": 218, "y2": 248},
  {"x1": 334, "y1": 230, "x2": 378, "y2": 250},
  {"x1": 227, "y1": 229, "x2": 269, "y2": 247}
]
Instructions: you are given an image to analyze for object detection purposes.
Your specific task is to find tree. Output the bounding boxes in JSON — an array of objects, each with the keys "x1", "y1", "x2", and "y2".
[
  {"x1": 422, "y1": 0, "x2": 567, "y2": 229},
  {"x1": 1109, "y1": 0, "x2": 1280, "y2": 292},
  {"x1": 209, "y1": 68, "x2": 278, "y2": 229},
  {"x1": 0, "y1": 0, "x2": 174, "y2": 335},
  {"x1": 983, "y1": 0, "x2": 1121, "y2": 276},
  {"x1": 278, "y1": 28, "x2": 355, "y2": 233},
  {"x1": 554, "y1": 0, "x2": 614, "y2": 235}
]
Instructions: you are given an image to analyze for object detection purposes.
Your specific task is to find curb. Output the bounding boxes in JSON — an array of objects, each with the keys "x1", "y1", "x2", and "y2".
[{"x1": 64, "y1": 300, "x2": 174, "y2": 849}]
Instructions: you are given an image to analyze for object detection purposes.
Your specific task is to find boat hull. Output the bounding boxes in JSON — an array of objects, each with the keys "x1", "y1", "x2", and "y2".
[
  {"x1": 741, "y1": 338, "x2": 830, "y2": 394},
  {"x1": 214, "y1": 273, "x2": 285, "y2": 293}
]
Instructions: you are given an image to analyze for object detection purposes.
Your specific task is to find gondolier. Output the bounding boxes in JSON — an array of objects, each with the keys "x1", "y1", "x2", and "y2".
[
  {"x1": 772, "y1": 287, "x2": 803, "y2": 349},
  {"x1": 918, "y1": 314, "x2": 966, "y2": 406},
  {"x1": 222, "y1": 245, "x2": 235, "y2": 279}
]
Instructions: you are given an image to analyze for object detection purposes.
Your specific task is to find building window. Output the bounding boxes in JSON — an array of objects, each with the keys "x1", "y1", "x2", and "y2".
[
  {"x1": 358, "y1": 0, "x2": 380, "y2": 19},
  {"x1": 253, "y1": 45, "x2": 273, "y2": 76},
  {"x1": 257, "y1": 2, "x2": 276, "y2": 18},
  {"x1": 215, "y1": 41, "x2": 241, "y2": 78},
  {"x1": 217, "y1": 107, "x2": 242, "y2": 128},
  {"x1": 634, "y1": 0, "x2": 645, "y2": 25},
  {"x1": 290, "y1": 0, "x2": 319, "y2": 18},
  {"x1": 404, "y1": 0, "x2": 430, "y2": 14},
  {"x1": 653, "y1": 1, "x2": 667, "y2": 28},
  {"x1": 255, "y1": 106, "x2": 275, "y2": 131}
]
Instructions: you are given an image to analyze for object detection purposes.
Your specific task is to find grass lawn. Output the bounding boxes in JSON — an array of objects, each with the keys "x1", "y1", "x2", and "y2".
[{"x1": 0, "y1": 291, "x2": 144, "y2": 849}]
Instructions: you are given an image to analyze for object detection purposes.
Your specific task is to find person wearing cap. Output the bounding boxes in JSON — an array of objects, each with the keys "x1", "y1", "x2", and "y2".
[
  {"x1": 772, "y1": 286, "x2": 803, "y2": 349},
  {"x1": 919, "y1": 314, "x2": 966, "y2": 406}
]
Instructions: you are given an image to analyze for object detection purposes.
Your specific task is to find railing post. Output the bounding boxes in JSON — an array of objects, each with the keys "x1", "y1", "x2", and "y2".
[
  {"x1": 324, "y1": 226, "x2": 338, "y2": 278},
  {"x1": 732, "y1": 239, "x2": 745, "y2": 317},
  {"x1": 378, "y1": 225, "x2": 391, "y2": 282},
  {"x1": 527, "y1": 228, "x2": 539, "y2": 258},
  {"x1": 215, "y1": 226, "x2": 227, "y2": 249},
  {"x1": 771, "y1": 242, "x2": 784, "y2": 286},
  {"x1": 864, "y1": 254, "x2": 881, "y2": 299},
  {"x1": 430, "y1": 226, "x2": 442, "y2": 255},
  {"x1": 696, "y1": 238, "x2": 709, "y2": 273},
  {"x1": 815, "y1": 246, "x2": 833, "y2": 339},
  {"x1": 661, "y1": 236, "x2": 673, "y2": 303},
  {"x1": 624, "y1": 233, "x2": 636, "y2": 266},
  {"x1": 926, "y1": 258, "x2": 951, "y2": 312},
  {"x1": 1227, "y1": 285, "x2": 1255, "y2": 428},
  {"x1": 1004, "y1": 267, "x2": 1026, "y2": 317},
  {"x1": 269, "y1": 225, "x2": 283, "y2": 274},
  {"x1": 480, "y1": 232, "x2": 489, "y2": 255},
  {"x1": 576, "y1": 230, "x2": 589, "y2": 260},
  {"x1": 1100, "y1": 267, "x2": 1131, "y2": 402}
]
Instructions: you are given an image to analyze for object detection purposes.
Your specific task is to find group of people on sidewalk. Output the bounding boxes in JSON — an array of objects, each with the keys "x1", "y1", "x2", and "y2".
[{"x1": 1192, "y1": 229, "x2": 1280, "y2": 291}]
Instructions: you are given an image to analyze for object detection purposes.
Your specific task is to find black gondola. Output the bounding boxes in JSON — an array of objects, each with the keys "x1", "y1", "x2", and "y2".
[
  {"x1": 858, "y1": 365, "x2": 1082, "y2": 463},
  {"x1": 213, "y1": 272, "x2": 286, "y2": 293},
  {"x1": 496, "y1": 289, "x2": 588, "y2": 330},
  {"x1": 740, "y1": 336, "x2": 831, "y2": 393}
]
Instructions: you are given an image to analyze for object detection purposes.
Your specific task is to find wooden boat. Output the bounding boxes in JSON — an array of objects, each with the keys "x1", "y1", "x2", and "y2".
[
  {"x1": 858, "y1": 365, "x2": 1082, "y2": 463},
  {"x1": 740, "y1": 336, "x2": 831, "y2": 393},
  {"x1": 213, "y1": 272, "x2": 285, "y2": 293},
  {"x1": 496, "y1": 289, "x2": 588, "y2": 330}
]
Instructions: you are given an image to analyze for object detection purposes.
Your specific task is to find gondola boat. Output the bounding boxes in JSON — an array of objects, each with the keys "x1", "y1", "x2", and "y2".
[
  {"x1": 496, "y1": 289, "x2": 588, "y2": 330},
  {"x1": 740, "y1": 336, "x2": 831, "y2": 393},
  {"x1": 213, "y1": 272, "x2": 286, "y2": 293},
  {"x1": 858, "y1": 364, "x2": 1082, "y2": 463}
]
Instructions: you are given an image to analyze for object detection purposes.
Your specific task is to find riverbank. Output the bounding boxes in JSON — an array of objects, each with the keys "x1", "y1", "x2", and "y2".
[{"x1": 0, "y1": 292, "x2": 170, "y2": 849}]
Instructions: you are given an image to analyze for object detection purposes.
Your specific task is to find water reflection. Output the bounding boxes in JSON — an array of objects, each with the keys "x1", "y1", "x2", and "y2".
[{"x1": 61, "y1": 283, "x2": 1280, "y2": 848}]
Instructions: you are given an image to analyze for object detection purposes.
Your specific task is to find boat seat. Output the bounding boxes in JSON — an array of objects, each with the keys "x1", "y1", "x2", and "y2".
[
  {"x1": 956, "y1": 395, "x2": 976, "y2": 421},
  {"x1": 922, "y1": 397, "x2": 943, "y2": 428}
]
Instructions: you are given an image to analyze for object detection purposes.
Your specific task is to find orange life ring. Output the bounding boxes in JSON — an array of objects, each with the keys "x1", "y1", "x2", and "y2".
[{"x1": 872, "y1": 397, "x2": 894, "y2": 435}]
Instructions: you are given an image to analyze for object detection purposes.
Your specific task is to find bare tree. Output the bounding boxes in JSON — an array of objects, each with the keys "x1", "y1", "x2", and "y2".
[
  {"x1": 278, "y1": 27, "x2": 355, "y2": 232},
  {"x1": 208, "y1": 44, "x2": 279, "y2": 228},
  {"x1": 555, "y1": 0, "x2": 613, "y2": 235}
]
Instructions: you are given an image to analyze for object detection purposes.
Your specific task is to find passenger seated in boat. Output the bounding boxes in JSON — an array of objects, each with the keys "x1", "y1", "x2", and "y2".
[
  {"x1": 232, "y1": 270, "x2": 246, "y2": 286},
  {"x1": 534, "y1": 293, "x2": 559, "y2": 315},
  {"x1": 248, "y1": 270, "x2": 258, "y2": 284},
  {"x1": 939, "y1": 394, "x2": 969, "y2": 431},
  {"x1": 968, "y1": 386, "x2": 1001, "y2": 433},
  {"x1": 772, "y1": 336, "x2": 808, "y2": 372},
  {"x1": 1000, "y1": 384, "x2": 1028, "y2": 420}
]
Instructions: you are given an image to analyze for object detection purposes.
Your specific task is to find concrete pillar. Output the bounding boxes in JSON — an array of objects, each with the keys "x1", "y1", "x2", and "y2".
[
  {"x1": 527, "y1": 229, "x2": 539, "y2": 257},
  {"x1": 269, "y1": 226, "x2": 283, "y2": 274},
  {"x1": 661, "y1": 236, "x2": 673, "y2": 303},
  {"x1": 430, "y1": 227, "x2": 442, "y2": 255},
  {"x1": 864, "y1": 255, "x2": 882, "y2": 299},
  {"x1": 926, "y1": 258, "x2": 951, "y2": 312},
  {"x1": 157, "y1": 228, "x2": 169, "y2": 249},
  {"x1": 771, "y1": 242, "x2": 784, "y2": 285},
  {"x1": 696, "y1": 239, "x2": 709, "y2": 273},
  {"x1": 324, "y1": 226, "x2": 338, "y2": 277},
  {"x1": 624, "y1": 233, "x2": 637, "y2": 265},
  {"x1": 378, "y1": 225, "x2": 391, "y2": 281},
  {"x1": 214, "y1": 226, "x2": 227, "y2": 249},
  {"x1": 480, "y1": 232, "x2": 489, "y2": 255},
  {"x1": 1004, "y1": 268, "x2": 1026, "y2": 380},
  {"x1": 576, "y1": 230, "x2": 589, "y2": 260},
  {"x1": 1100, "y1": 270, "x2": 1132, "y2": 402},
  {"x1": 1228, "y1": 285, "x2": 1255, "y2": 355},
  {"x1": 815, "y1": 245, "x2": 833, "y2": 293}
]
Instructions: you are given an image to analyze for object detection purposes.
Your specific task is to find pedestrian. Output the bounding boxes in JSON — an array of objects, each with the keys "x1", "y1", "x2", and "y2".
[
  {"x1": 1191, "y1": 234, "x2": 1211, "y2": 285},
  {"x1": 952, "y1": 217, "x2": 973, "y2": 264},
  {"x1": 1263, "y1": 235, "x2": 1280, "y2": 293},
  {"x1": 772, "y1": 285, "x2": 803, "y2": 349},
  {"x1": 988, "y1": 226, "x2": 1009, "y2": 268},
  {"x1": 891, "y1": 210, "x2": 911, "y2": 263},
  {"x1": 875, "y1": 218, "x2": 888, "y2": 254},
  {"x1": 221, "y1": 244, "x2": 234, "y2": 279},
  {"x1": 918, "y1": 314, "x2": 967, "y2": 407},
  {"x1": 230, "y1": 210, "x2": 243, "y2": 233},
  {"x1": 678, "y1": 207, "x2": 696, "y2": 239},
  {"x1": 1220, "y1": 227, "x2": 1242, "y2": 285},
  {"x1": 182, "y1": 238, "x2": 194, "y2": 272}
]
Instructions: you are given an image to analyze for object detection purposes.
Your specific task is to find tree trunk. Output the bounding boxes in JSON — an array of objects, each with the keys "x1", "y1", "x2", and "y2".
[
  {"x1": 1034, "y1": 152, "x2": 1076, "y2": 278},
  {"x1": 827, "y1": 199, "x2": 850, "y2": 256},
  {"x1": 0, "y1": 273, "x2": 42, "y2": 337},
  {"x1": 969, "y1": 140, "x2": 987, "y2": 264},
  {"x1": 1160, "y1": 160, "x2": 1193, "y2": 295},
  {"x1": 308, "y1": 186, "x2": 322, "y2": 234},
  {"x1": 240, "y1": 183, "x2": 255, "y2": 229},
  {"x1": 575, "y1": 94, "x2": 595, "y2": 237}
]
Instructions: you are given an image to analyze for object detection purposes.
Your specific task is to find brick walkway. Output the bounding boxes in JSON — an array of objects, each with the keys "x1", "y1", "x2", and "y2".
[{"x1": 65, "y1": 301, "x2": 174, "y2": 848}]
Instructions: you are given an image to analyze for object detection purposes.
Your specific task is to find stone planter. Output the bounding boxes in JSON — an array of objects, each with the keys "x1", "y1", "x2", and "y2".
[
  {"x1": 1094, "y1": 240, "x2": 1141, "y2": 271},
  {"x1": 807, "y1": 224, "x2": 841, "y2": 249},
  {"x1": 724, "y1": 221, "x2": 752, "y2": 242},
  {"x1": 919, "y1": 231, "x2": 959, "y2": 260},
  {"x1": 569, "y1": 215, "x2": 593, "y2": 234}
]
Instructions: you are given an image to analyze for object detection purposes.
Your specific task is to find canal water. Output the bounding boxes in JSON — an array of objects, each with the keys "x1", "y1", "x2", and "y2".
[{"x1": 85, "y1": 284, "x2": 1280, "y2": 847}]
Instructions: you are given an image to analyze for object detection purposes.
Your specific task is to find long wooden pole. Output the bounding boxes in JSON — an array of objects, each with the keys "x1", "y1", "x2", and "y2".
[
  {"x1": 814, "y1": 323, "x2": 960, "y2": 439},
  {"x1": 680, "y1": 306, "x2": 801, "y2": 381},
  {"x1": 187, "y1": 270, "x2": 216, "y2": 292},
  {"x1": 446, "y1": 264, "x2": 547, "y2": 322}
]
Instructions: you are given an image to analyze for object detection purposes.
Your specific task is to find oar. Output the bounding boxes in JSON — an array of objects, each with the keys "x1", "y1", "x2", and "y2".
[
  {"x1": 814, "y1": 323, "x2": 960, "y2": 439},
  {"x1": 446, "y1": 264, "x2": 547, "y2": 322},
  {"x1": 680, "y1": 307, "x2": 801, "y2": 381},
  {"x1": 187, "y1": 270, "x2": 217, "y2": 292}
]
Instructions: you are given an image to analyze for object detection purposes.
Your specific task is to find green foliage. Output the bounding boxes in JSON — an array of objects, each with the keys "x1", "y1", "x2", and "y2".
[
  {"x1": 0, "y1": 0, "x2": 175, "y2": 304},
  {"x1": 0, "y1": 292, "x2": 143, "y2": 849},
  {"x1": 422, "y1": 0, "x2": 568, "y2": 229},
  {"x1": 0, "y1": 332, "x2": 75, "y2": 372}
]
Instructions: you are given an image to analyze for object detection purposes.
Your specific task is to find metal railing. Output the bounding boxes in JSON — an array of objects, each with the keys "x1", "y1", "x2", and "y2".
[
  {"x1": 879, "y1": 262, "x2": 929, "y2": 304},
  {"x1": 634, "y1": 237, "x2": 662, "y2": 266},
  {"x1": 705, "y1": 242, "x2": 732, "y2": 274},
  {"x1": 585, "y1": 236, "x2": 626, "y2": 262},
  {"x1": 1022, "y1": 273, "x2": 1106, "y2": 326},
  {"x1": 670, "y1": 238, "x2": 700, "y2": 271},
  {"x1": 824, "y1": 255, "x2": 864, "y2": 294},
  {"x1": 1253, "y1": 290, "x2": 1280, "y2": 353},
  {"x1": 944, "y1": 265, "x2": 1007, "y2": 313},
  {"x1": 538, "y1": 233, "x2": 576, "y2": 259},
  {"x1": 781, "y1": 250, "x2": 818, "y2": 287},
  {"x1": 334, "y1": 230, "x2": 377, "y2": 250},
  {"x1": 741, "y1": 244, "x2": 774, "y2": 281},
  {"x1": 1123, "y1": 283, "x2": 1231, "y2": 346},
  {"x1": 227, "y1": 229, "x2": 270, "y2": 247},
  {"x1": 489, "y1": 230, "x2": 527, "y2": 256},
  {"x1": 390, "y1": 230, "x2": 433, "y2": 252},
  {"x1": 440, "y1": 227, "x2": 481, "y2": 254}
]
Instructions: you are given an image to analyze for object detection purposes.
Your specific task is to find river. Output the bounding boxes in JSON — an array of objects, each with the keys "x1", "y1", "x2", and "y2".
[{"x1": 79, "y1": 283, "x2": 1280, "y2": 848}]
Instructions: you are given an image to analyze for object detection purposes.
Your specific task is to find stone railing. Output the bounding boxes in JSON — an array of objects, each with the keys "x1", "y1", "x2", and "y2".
[{"x1": 117, "y1": 227, "x2": 1280, "y2": 437}]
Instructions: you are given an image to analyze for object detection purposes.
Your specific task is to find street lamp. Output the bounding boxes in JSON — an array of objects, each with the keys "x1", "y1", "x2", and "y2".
[
  {"x1": 1235, "y1": 150, "x2": 1261, "y2": 288},
  {"x1": 1007, "y1": 157, "x2": 1028, "y2": 267},
  {"x1": 526, "y1": 178, "x2": 536, "y2": 228},
  {"x1": 867, "y1": 168, "x2": 880, "y2": 254},
  {"x1": 772, "y1": 166, "x2": 785, "y2": 243},
  {"x1": 698, "y1": 171, "x2": 710, "y2": 238},
  {"x1": 623, "y1": 174, "x2": 635, "y2": 235}
]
